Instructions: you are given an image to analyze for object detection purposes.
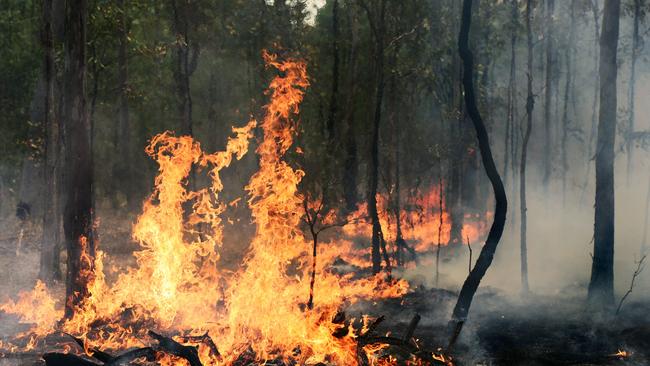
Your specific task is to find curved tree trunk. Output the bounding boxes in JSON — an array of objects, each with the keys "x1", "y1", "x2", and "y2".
[{"x1": 448, "y1": 0, "x2": 508, "y2": 347}]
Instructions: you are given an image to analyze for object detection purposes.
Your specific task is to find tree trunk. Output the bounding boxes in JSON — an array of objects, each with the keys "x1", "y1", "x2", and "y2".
[
  {"x1": 542, "y1": 0, "x2": 555, "y2": 190},
  {"x1": 581, "y1": 0, "x2": 601, "y2": 204},
  {"x1": 626, "y1": 0, "x2": 642, "y2": 183},
  {"x1": 588, "y1": 0, "x2": 620, "y2": 311},
  {"x1": 117, "y1": 0, "x2": 132, "y2": 207},
  {"x1": 449, "y1": 0, "x2": 508, "y2": 346},
  {"x1": 62, "y1": 0, "x2": 94, "y2": 319},
  {"x1": 39, "y1": 0, "x2": 62, "y2": 284},
  {"x1": 343, "y1": 6, "x2": 359, "y2": 212},
  {"x1": 326, "y1": 0, "x2": 340, "y2": 142},
  {"x1": 520, "y1": 0, "x2": 535, "y2": 295},
  {"x1": 365, "y1": 0, "x2": 389, "y2": 274},
  {"x1": 561, "y1": 1, "x2": 576, "y2": 204},
  {"x1": 170, "y1": 0, "x2": 199, "y2": 136}
]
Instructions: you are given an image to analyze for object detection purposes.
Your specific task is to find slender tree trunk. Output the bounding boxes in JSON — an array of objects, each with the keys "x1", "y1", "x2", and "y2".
[
  {"x1": 39, "y1": 0, "x2": 62, "y2": 283},
  {"x1": 626, "y1": 0, "x2": 642, "y2": 183},
  {"x1": 366, "y1": 0, "x2": 389, "y2": 274},
  {"x1": 520, "y1": 0, "x2": 535, "y2": 295},
  {"x1": 326, "y1": 0, "x2": 339, "y2": 142},
  {"x1": 561, "y1": 1, "x2": 576, "y2": 204},
  {"x1": 343, "y1": 8, "x2": 359, "y2": 212},
  {"x1": 117, "y1": 0, "x2": 132, "y2": 207},
  {"x1": 542, "y1": 0, "x2": 555, "y2": 190},
  {"x1": 62, "y1": 0, "x2": 94, "y2": 319},
  {"x1": 449, "y1": 0, "x2": 508, "y2": 347},
  {"x1": 581, "y1": 0, "x2": 601, "y2": 204},
  {"x1": 507, "y1": 0, "x2": 518, "y2": 229},
  {"x1": 588, "y1": 0, "x2": 620, "y2": 311}
]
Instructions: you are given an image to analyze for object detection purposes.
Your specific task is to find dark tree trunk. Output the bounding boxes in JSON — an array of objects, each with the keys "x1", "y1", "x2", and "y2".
[
  {"x1": 62, "y1": 0, "x2": 94, "y2": 319},
  {"x1": 170, "y1": 0, "x2": 199, "y2": 136},
  {"x1": 561, "y1": 1, "x2": 576, "y2": 204},
  {"x1": 520, "y1": 0, "x2": 535, "y2": 295},
  {"x1": 449, "y1": 0, "x2": 508, "y2": 347},
  {"x1": 116, "y1": 0, "x2": 132, "y2": 207},
  {"x1": 542, "y1": 0, "x2": 555, "y2": 189},
  {"x1": 581, "y1": 0, "x2": 601, "y2": 204},
  {"x1": 626, "y1": 0, "x2": 642, "y2": 183},
  {"x1": 326, "y1": 0, "x2": 340, "y2": 142},
  {"x1": 343, "y1": 7, "x2": 359, "y2": 212},
  {"x1": 39, "y1": 0, "x2": 62, "y2": 283},
  {"x1": 363, "y1": 0, "x2": 390, "y2": 274},
  {"x1": 588, "y1": 0, "x2": 620, "y2": 311}
]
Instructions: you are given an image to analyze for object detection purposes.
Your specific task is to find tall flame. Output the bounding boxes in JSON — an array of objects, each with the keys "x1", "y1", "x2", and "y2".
[{"x1": 0, "y1": 53, "x2": 408, "y2": 365}]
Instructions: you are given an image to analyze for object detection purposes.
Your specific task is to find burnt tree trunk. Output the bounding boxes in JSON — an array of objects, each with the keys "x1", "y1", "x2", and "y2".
[
  {"x1": 62, "y1": 0, "x2": 94, "y2": 318},
  {"x1": 170, "y1": 0, "x2": 199, "y2": 136},
  {"x1": 116, "y1": 0, "x2": 133, "y2": 207},
  {"x1": 361, "y1": 0, "x2": 390, "y2": 274},
  {"x1": 561, "y1": 1, "x2": 576, "y2": 204},
  {"x1": 542, "y1": 0, "x2": 555, "y2": 190},
  {"x1": 343, "y1": 7, "x2": 359, "y2": 211},
  {"x1": 520, "y1": 0, "x2": 535, "y2": 295},
  {"x1": 449, "y1": 0, "x2": 508, "y2": 345},
  {"x1": 581, "y1": 0, "x2": 601, "y2": 204},
  {"x1": 326, "y1": 0, "x2": 340, "y2": 143},
  {"x1": 626, "y1": 0, "x2": 642, "y2": 183},
  {"x1": 588, "y1": 0, "x2": 620, "y2": 311},
  {"x1": 39, "y1": 0, "x2": 62, "y2": 283}
]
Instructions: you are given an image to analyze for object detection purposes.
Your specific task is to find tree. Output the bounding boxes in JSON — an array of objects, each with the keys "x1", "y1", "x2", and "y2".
[
  {"x1": 116, "y1": 0, "x2": 133, "y2": 207},
  {"x1": 542, "y1": 0, "x2": 555, "y2": 190},
  {"x1": 520, "y1": 0, "x2": 535, "y2": 294},
  {"x1": 626, "y1": 0, "x2": 644, "y2": 182},
  {"x1": 39, "y1": 0, "x2": 62, "y2": 283},
  {"x1": 449, "y1": 0, "x2": 508, "y2": 348},
  {"x1": 170, "y1": 0, "x2": 200, "y2": 136},
  {"x1": 62, "y1": 0, "x2": 95, "y2": 318},
  {"x1": 359, "y1": 0, "x2": 391, "y2": 274},
  {"x1": 588, "y1": 0, "x2": 621, "y2": 311}
]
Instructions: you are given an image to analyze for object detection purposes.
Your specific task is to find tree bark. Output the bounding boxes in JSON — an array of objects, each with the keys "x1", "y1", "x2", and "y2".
[
  {"x1": 39, "y1": 0, "x2": 62, "y2": 284},
  {"x1": 449, "y1": 0, "x2": 508, "y2": 343},
  {"x1": 588, "y1": 0, "x2": 620, "y2": 311},
  {"x1": 62, "y1": 0, "x2": 94, "y2": 319},
  {"x1": 326, "y1": 0, "x2": 340, "y2": 143}
]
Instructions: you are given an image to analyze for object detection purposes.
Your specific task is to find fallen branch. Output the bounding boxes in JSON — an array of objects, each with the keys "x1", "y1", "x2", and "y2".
[
  {"x1": 105, "y1": 347, "x2": 155, "y2": 366},
  {"x1": 148, "y1": 330, "x2": 202, "y2": 366},
  {"x1": 177, "y1": 332, "x2": 221, "y2": 359},
  {"x1": 64, "y1": 332, "x2": 114, "y2": 363},
  {"x1": 43, "y1": 352, "x2": 101, "y2": 366},
  {"x1": 615, "y1": 255, "x2": 646, "y2": 315}
]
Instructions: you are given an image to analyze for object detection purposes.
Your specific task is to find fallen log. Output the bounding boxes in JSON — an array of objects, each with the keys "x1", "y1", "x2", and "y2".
[
  {"x1": 43, "y1": 352, "x2": 101, "y2": 366},
  {"x1": 148, "y1": 330, "x2": 202, "y2": 366},
  {"x1": 64, "y1": 332, "x2": 114, "y2": 363},
  {"x1": 104, "y1": 347, "x2": 155, "y2": 366},
  {"x1": 177, "y1": 332, "x2": 221, "y2": 359}
]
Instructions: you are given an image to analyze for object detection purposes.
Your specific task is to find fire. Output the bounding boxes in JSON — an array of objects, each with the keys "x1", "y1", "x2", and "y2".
[
  {"x1": 0, "y1": 53, "x2": 411, "y2": 365},
  {"x1": 342, "y1": 186, "x2": 490, "y2": 263}
]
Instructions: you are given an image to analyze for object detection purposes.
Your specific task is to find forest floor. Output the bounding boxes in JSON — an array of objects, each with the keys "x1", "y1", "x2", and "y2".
[{"x1": 1, "y1": 215, "x2": 649, "y2": 366}]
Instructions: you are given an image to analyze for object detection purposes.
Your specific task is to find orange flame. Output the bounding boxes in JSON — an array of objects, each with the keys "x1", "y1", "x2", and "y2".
[{"x1": 1, "y1": 53, "x2": 409, "y2": 365}]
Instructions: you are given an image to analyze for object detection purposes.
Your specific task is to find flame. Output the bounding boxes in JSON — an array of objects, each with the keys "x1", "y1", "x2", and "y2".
[{"x1": 0, "y1": 53, "x2": 410, "y2": 365}]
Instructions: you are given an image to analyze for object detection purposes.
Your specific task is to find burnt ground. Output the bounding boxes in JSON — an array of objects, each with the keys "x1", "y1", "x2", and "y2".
[{"x1": 1, "y1": 216, "x2": 650, "y2": 366}]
